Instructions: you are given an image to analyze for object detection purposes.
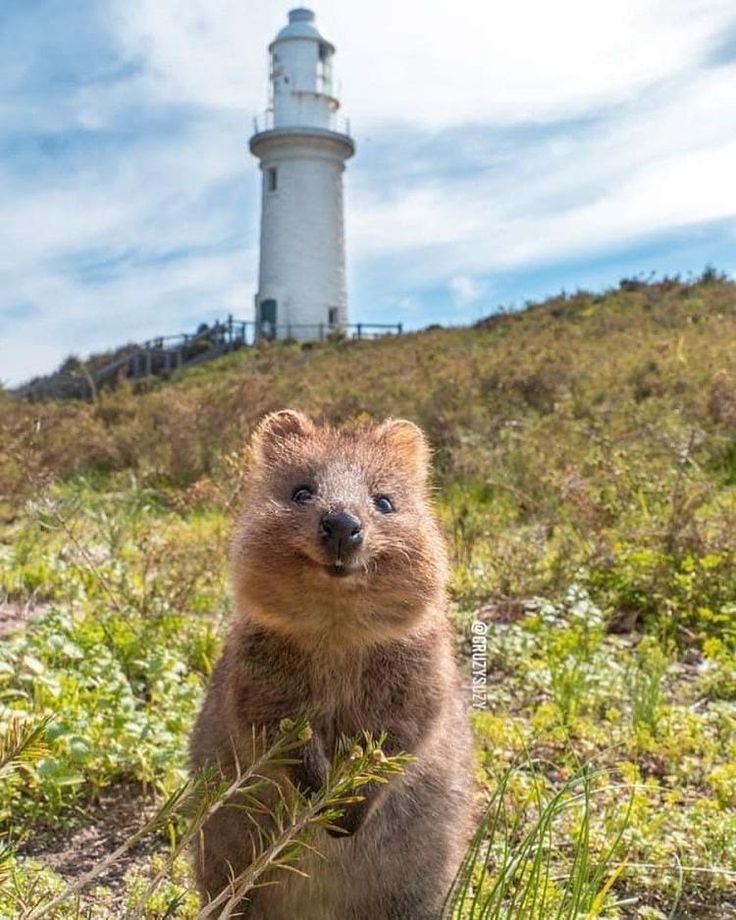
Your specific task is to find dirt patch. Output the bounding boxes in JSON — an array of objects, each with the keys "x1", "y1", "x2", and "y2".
[
  {"x1": 0, "y1": 601, "x2": 44, "y2": 638},
  {"x1": 473, "y1": 597, "x2": 528, "y2": 625},
  {"x1": 19, "y1": 787, "x2": 160, "y2": 900}
]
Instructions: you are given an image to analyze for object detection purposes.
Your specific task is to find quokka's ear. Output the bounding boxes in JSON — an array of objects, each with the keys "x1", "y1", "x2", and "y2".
[
  {"x1": 252, "y1": 410, "x2": 315, "y2": 463},
  {"x1": 374, "y1": 418, "x2": 431, "y2": 480}
]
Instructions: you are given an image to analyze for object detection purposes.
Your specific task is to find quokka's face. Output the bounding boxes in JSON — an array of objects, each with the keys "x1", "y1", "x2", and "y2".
[{"x1": 231, "y1": 411, "x2": 447, "y2": 631}]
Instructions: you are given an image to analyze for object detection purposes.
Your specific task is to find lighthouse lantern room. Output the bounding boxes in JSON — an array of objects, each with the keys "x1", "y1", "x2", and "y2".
[{"x1": 250, "y1": 8, "x2": 354, "y2": 341}]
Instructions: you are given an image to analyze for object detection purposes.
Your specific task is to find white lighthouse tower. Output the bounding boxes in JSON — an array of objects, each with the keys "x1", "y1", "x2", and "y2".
[{"x1": 250, "y1": 8, "x2": 355, "y2": 341}]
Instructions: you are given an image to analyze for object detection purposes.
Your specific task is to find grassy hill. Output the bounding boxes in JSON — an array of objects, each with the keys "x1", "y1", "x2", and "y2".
[{"x1": 2, "y1": 276, "x2": 736, "y2": 916}]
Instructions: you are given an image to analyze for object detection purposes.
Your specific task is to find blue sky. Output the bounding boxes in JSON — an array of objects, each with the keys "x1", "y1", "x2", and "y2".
[{"x1": 2, "y1": 0, "x2": 736, "y2": 385}]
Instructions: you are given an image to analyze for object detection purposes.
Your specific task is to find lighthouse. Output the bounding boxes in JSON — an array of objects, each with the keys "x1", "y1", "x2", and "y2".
[{"x1": 250, "y1": 8, "x2": 355, "y2": 341}]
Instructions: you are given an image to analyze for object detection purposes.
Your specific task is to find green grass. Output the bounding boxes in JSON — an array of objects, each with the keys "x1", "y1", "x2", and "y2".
[
  {"x1": 444, "y1": 766, "x2": 633, "y2": 919},
  {"x1": 2, "y1": 277, "x2": 736, "y2": 916}
]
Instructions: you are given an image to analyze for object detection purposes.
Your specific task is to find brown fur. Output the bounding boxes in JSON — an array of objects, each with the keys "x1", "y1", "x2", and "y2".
[{"x1": 190, "y1": 411, "x2": 474, "y2": 919}]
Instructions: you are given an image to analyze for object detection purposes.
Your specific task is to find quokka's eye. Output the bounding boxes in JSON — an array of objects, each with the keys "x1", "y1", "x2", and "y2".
[
  {"x1": 292, "y1": 486, "x2": 314, "y2": 505},
  {"x1": 373, "y1": 495, "x2": 394, "y2": 514}
]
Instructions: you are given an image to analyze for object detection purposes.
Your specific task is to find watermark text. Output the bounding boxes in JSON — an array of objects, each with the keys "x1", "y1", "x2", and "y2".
[{"x1": 470, "y1": 620, "x2": 488, "y2": 710}]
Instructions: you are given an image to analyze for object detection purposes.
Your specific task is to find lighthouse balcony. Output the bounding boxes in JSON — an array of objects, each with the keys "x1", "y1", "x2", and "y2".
[
  {"x1": 250, "y1": 113, "x2": 355, "y2": 159},
  {"x1": 252, "y1": 107, "x2": 351, "y2": 138}
]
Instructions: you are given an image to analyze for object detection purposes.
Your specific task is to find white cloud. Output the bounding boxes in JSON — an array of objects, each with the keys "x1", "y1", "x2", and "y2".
[
  {"x1": 1, "y1": 246, "x2": 255, "y2": 387},
  {"x1": 2, "y1": 1, "x2": 736, "y2": 385},
  {"x1": 111, "y1": 0, "x2": 736, "y2": 127},
  {"x1": 450, "y1": 276, "x2": 484, "y2": 305},
  {"x1": 0, "y1": 107, "x2": 257, "y2": 385},
  {"x1": 1, "y1": 116, "x2": 247, "y2": 271},
  {"x1": 348, "y1": 63, "x2": 736, "y2": 283}
]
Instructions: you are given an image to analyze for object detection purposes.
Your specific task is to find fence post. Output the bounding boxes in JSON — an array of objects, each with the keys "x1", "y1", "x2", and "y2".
[
  {"x1": 145, "y1": 350, "x2": 152, "y2": 376},
  {"x1": 397, "y1": 323, "x2": 403, "y2": 335},
  {"x1": 319, "y1": 323, "x2": 324, "y2": 341},
  {"x1": 357, "y1": 323, "x2": 362, "y2": 340}
]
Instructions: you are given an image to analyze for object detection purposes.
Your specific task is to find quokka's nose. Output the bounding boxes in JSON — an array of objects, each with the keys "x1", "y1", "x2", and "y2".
[{"x1": 319, "y1": 511, "x2": 363, "y2": 555}]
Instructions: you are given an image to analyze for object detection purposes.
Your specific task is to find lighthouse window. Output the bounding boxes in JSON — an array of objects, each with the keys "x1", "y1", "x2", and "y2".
[
  {"x1": 267, "y1": 167, "x2": 278, "y2": 192},
  {"x1": 328, "y1": 307, "x2": 339, "y2": 326},
  {"x1": 317, "y1": 44, "x2": 333, "y2": 93}
]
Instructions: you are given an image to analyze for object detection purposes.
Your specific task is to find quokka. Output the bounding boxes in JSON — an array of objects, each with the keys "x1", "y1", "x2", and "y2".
[{"x1": 190, "y1": 410, "x2": 473, "y2": 919}]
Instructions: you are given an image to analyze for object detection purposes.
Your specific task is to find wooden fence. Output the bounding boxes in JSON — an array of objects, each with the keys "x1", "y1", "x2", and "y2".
[{"x1": 19, "y1": 317, "x2": 403, "y2": 401}]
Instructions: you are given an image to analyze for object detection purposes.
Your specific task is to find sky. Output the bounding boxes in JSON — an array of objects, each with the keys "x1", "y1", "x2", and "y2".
[{"x1": 2, "y1": 0, "x2": 736, "y2": 386}]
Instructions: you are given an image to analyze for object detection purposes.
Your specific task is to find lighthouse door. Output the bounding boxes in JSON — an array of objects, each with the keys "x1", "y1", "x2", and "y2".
[{"x1": 259, "y1": 299, "x2": 277, "y2": 340}]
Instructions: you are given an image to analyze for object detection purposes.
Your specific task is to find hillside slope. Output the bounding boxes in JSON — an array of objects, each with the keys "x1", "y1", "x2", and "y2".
[
  {"x1": 4, "y1": 276, "x2": 736, "y2": 623},
  {"x1": 4, "y1": 277, "x2": 736, "y2": 479}
]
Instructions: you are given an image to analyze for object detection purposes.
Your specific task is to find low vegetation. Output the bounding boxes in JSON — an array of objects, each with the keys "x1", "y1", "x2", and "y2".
[{"x1": 2, "y1": 274, "x2": 736, "y2": 916}]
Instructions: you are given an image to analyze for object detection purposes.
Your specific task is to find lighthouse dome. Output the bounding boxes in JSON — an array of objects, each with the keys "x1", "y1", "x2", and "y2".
[{"x1": 272, "y1": 9, "x2": 334, "y2": 51}]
